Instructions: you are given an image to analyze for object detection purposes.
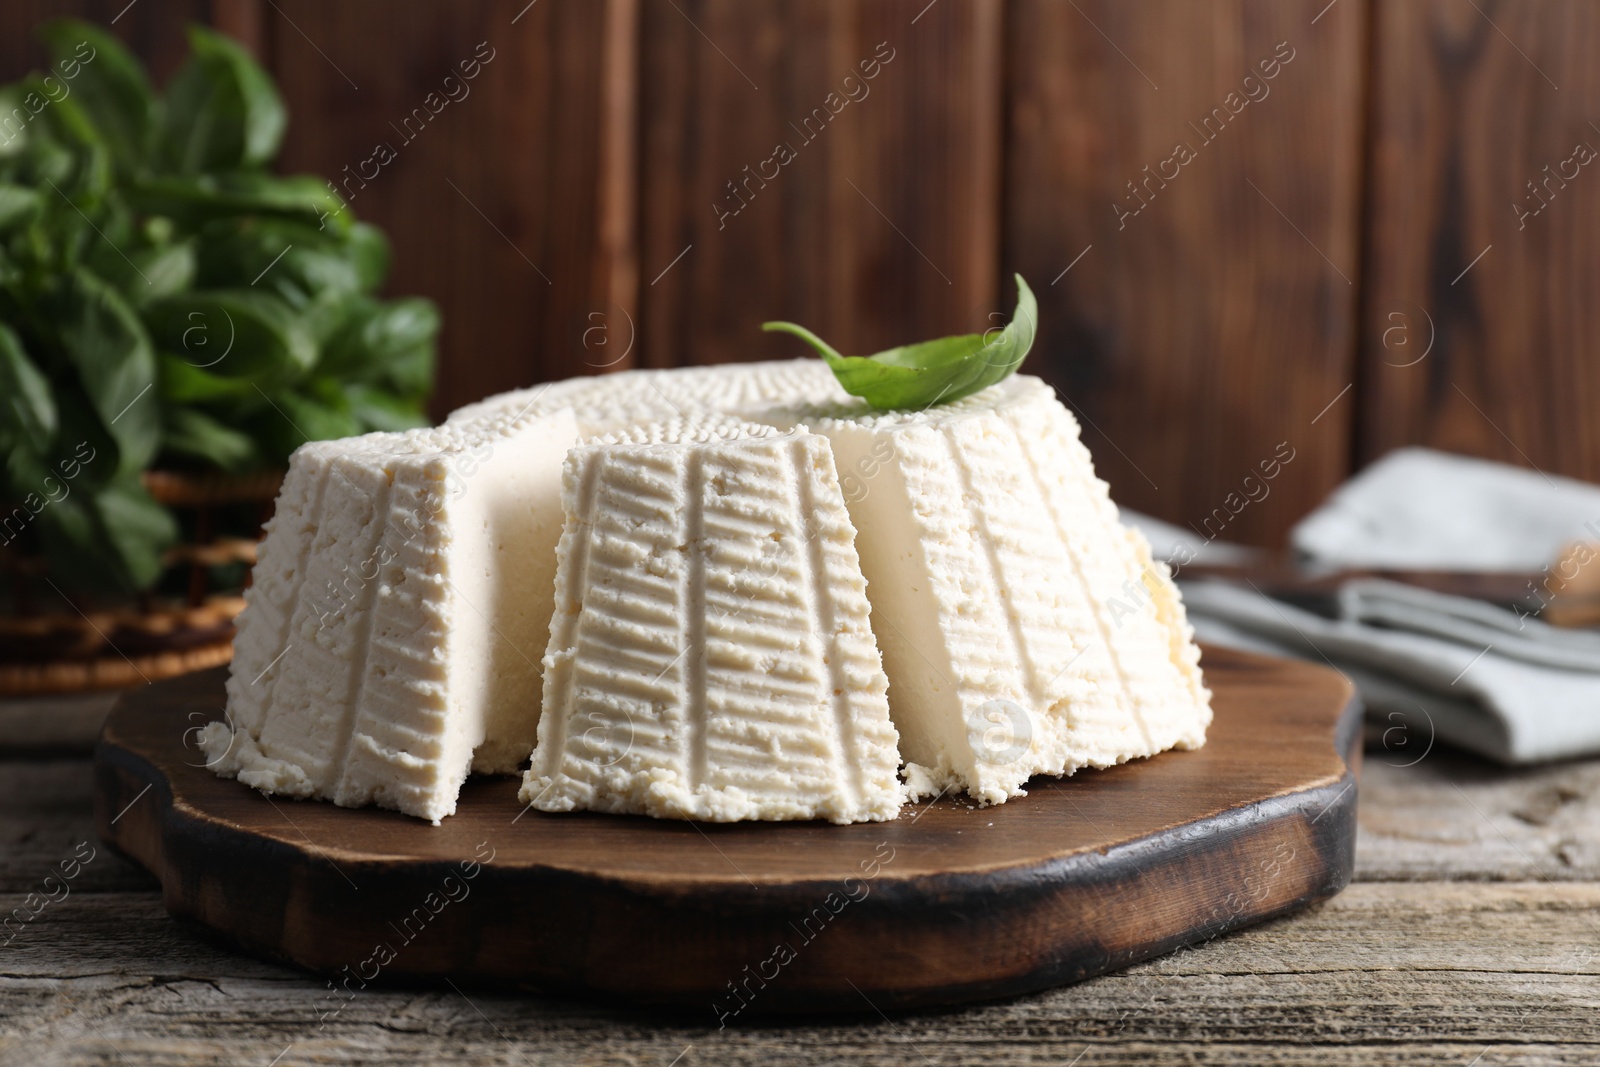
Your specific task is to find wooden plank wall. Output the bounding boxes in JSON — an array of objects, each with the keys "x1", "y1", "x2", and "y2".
[
  {"x1": 1359, "y1": 0, "x2": 1600, "y2": 483},
  {"x1": 4, "y1": 1, "x2": 1597, "y2": 546},
  {"x1": 637, "y1": 0, "x2": 1002, "y2": 367},
  {"x1": 1006, "y1": 0, "x2": 1366, "y2": 545}
]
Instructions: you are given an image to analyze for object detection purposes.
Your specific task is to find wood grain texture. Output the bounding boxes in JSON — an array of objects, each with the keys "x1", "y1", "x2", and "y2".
[
  {"x1": 1356, "y1": 746, "x2": 1600, "y2": 882},
  {"x1": 10, "y1": 731, "x2": 1600, "y2": 1061},
  {"x1": 636, "y1": 0, "x2": 1002, "y2": 369},
  {"x1": 265, "y1": 0, "x2": 637, "y2": 420},
  {"x1": 1005, "y1": 0, "x2": 1368, "y2": 547},
  {"x1": 4, "y1": 887, "x2": 1599, "y2": 1064},
  {"x1": 89, "y1": 646, "x2": 1358, "y2": 1012},
  {"x1": 1358, "y1": 0, "x2": 1600, "y2": 485}
]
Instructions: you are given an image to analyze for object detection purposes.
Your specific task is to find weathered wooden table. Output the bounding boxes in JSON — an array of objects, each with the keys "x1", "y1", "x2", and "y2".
[{"x1": 4, "y1": 720, "x2": 1598, "y2": 1064}]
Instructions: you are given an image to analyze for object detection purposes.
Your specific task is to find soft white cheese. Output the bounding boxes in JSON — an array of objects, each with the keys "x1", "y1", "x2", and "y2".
[
  {"x1": 520, "y1": 416, "x2": 903, "y2": 823},
  {"x1": 793, "y1": 375, "x2": 1212, "y2": 804},
  {"x1": 445, "y1": 359, "x2": 848, "y2": 436},
  {"x1": 201, "y1": 408, "x2": 577, "y2": 823},
  {"x1": 208, "y1": 359, "x2": 1211, "y2": 824}
]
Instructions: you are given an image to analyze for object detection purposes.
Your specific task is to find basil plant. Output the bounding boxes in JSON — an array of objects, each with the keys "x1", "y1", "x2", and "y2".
[{"x1": 0, "y1": 22, "x2": 436, "y2": 595}]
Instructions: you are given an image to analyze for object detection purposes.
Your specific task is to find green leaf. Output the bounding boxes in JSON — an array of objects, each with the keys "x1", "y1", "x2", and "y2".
[
  {"x1": 49, "y1": 390, "x2": 117, "y2": 491},
  {"x1": 39, "y1": 20, "x2": 157, "y2": 173},
  {"x1": 343, "y1": 382, "x2": 427, "y2": 433},
  {"x1": 158, "y1": 352, "x2": 254, "y2": 402},
  {"x1": 764, "y1": 274, "x2": 1039, "y2": 411},
  {"x1": 246, "y1": 386, "x2": 361, "y2": 462},
  {"x1": 162, "y1": 405, "x2": 256, "y2": 472},
  {"x1": 37, "y1": 476, "x2": 176, "y2": 593},
  {"x1": 347, "y1": 221, "x2": 390, "y2": 291},
  {"x1": 195, "y1": 217, "x2": 363, "y2": 308},
  {"x1": 50, "y1": 267, "x2": 160, "y2": 477},
  {"x1": 157, "y1": 25, "x2": 285, "y2": 174},
  {"x1": 143, "y1": 289, "x2": 316, "y2": 386},
  {"x1": 88, "y1": 237, "x2": 195, "y2": 305},
  {"x1": 94, "y1": 477, "x2": 177, "y2": 585},
  {"x1": 0, "y1": 87, "x2": 33, "y2": 159},
  {"x1": 31, "y1": 84, "x2": 114, "y2": 203},
  {"x1": 320, "y1": 296, "x2": 438, "y2": 394},
  {"x1": 0, "y1": 322, "x2": 57, "y2": 446},
  {"x1": 0, "y1": 182, "x2": 41, "y2": 231},
  {"x1": 128, "y1": 171, "x2": 346, "y2": 231}
]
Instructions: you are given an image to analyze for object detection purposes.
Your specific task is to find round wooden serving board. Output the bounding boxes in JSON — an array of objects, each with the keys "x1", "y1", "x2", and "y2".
[{"x1": 95, "y1": 645, "x2": 1360, "y2": 1015}]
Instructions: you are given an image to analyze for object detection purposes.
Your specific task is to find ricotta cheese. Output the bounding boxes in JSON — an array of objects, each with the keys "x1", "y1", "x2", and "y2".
[
  {"x1": 794, "y1": 375, "x2": 1211, "y2": 804},
  {"x1": 201, "y1": 408, "x2": 577, "y2": 823},
  {"x1": 206, "y1": 358, "x2": 1210, "y2": 824},
  {"x1": 520, "y1": 416, "x2": 903, "y2": 823},
  {"x1": 445, "y1": 359, "x2": 848, "y2": 435}
]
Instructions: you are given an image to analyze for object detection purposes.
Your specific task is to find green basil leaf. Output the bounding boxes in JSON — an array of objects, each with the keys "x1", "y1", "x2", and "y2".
[
  {"x1": 49, "y1": 391, "x2": 116, "y2": 491},
  {"x1": 143, "y1": 289, "x2": 316, "y2": 386},
  {"x1": 37, "y1": 476, "x2": 176, "y2": 593},
  {"x1": 195, "y1": 217, "x2": 362, "y2": 308},
  {"x1": 245, "y1": 387, "x2": 361, "y2": 462},
  {"x1": 0, "y1": 182, "x2": 41, "y2": 231},
  {"x1": 4, "y1": 437, "x2": 53, "y2": 501},
  {"x1": 320, "y1": 296, "x2": 438, "y2": 394},
  {"x1": 0, "y1": 321, "x2": 57, "y2": 447},
  {"x1": 88, "y1": 237, "x2": 195, "y2": 305},
  {"x1": 764, "y1": 274, "x2": 1038, "y2": 411},
  {"x1": 94, "y1": 476, "x2": 177, "y2": 586},
  {"x1": 0, "y1": 87, "x2": 33, "y2": 160},
  {"x1": 38, "y1": 20, "x2": 156, "y2": 173},
  {"x1": 347, "y1": 221, "x2": 390, "y2": 291},
  {"x1": 51, "y1": 267, "x2": 160, "y2": 477},
  {"x1": 128, "y1": 171, "x2": 346, "y2": 231},
  {"x1": 158, "y1": 352, "x2": 254, "y2": 402},
  {"x1": 162, "y1": 405, "x2": 257, "y2": 472},
  {"x1": 343, "y1": 382, "x2": 427, "y2": 433},
  {"x1": 157, "y1": 25, "x2": 285, "y2": 174}
]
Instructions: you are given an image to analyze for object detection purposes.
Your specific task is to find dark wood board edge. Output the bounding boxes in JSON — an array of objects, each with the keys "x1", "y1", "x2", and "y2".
[{"x1": 94, "y1": 659, "x2": 1361, "y2": 1016}]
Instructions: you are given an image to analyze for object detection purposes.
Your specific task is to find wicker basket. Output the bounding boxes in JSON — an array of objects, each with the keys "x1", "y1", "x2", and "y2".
[{"x1": 0, "y1": 470, "x2": 282, "y2": 697}]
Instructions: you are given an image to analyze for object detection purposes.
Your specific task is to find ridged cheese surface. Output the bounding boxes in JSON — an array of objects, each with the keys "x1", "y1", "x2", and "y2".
[
  {"x1": 206, "y1": 358, "x2": 1211, "y2": 823},
  {"x1": 521, "y1": 419, "x2": 902, "y2": 823},
  {"x1": 801, "y1": 375, "x2": 1212, "y2": 804},
  {"x1": 201, "y1": 409, "x2": 577, "y2": 823}
]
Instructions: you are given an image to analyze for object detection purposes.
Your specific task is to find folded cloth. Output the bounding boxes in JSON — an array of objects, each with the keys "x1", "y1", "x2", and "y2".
[
  {"x1": 1340, "y1": 578, "x2": 1600, "y2": 672},
  {"x1": 1181, "y1": 578, "x2": 1600, "y2": 764},
  {"x1": 1290, "y1": 447, "x2": 1600, "y2": 571}
]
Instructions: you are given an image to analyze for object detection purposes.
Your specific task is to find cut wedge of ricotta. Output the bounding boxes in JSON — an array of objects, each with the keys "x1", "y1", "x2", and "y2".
[
  {"x1": 201, "y1": 408, "x2": 577, "y2": 823},
  {"x1": 796, "y1": 375, "x2": 1211, "y2": 804},
  {"x1": 521, "y1": 416, "x2": 903, "y2": 823}
]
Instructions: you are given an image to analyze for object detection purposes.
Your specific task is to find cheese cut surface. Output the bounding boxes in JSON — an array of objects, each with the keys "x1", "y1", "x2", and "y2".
[
  {"x1": 200, "y1": 409, "x2": 578, "y2": 823},
  {"x1": 521, "y1": 416, "x2": 904, "y2": 824},
  {"x1": 793, "y1": 375, "x2": 1212, "y2": 804}
]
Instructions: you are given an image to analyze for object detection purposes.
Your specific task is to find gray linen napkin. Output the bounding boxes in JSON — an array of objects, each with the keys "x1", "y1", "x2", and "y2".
[
  {"x1": 1181, "y1": 578, "x2": 1600, "y2": 764},
  {"x1": 1290, "y1": 447, "x2": 1600, "y2": 571},
  {"x1": 1340, "y1": 578, "x2": 1600, "y2": 671}
]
